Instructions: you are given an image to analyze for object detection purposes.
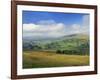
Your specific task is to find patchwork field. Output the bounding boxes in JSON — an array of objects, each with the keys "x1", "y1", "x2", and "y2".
[{"x1": 23, "y1": 51, "x2": 89, "y2": 68}]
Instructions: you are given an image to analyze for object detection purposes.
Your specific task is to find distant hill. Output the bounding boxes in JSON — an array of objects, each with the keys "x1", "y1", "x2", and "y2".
[{"x1": 23, "y1": 33, "x2": 89, "y2": 55}]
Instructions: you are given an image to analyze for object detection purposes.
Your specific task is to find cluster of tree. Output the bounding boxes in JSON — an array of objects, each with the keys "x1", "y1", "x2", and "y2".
[
  {"x1": 23, "y1": 43, "x2": 42, "y2": 51},
  {"x1": 45, "y1": 42, "x2": 61, "y2": 49},
  {"x1": 56, "y1": 49, "x2": 89, "y2": 55},
  {"x1": 23, "y1": 42, "x2": 61, "y2": 51},
  {"x1": 56, "y1": 43, "x2": 89, "y2": 55},
  {"x1": 23, "y1": 36, "x2": 89, "y2": 55}
]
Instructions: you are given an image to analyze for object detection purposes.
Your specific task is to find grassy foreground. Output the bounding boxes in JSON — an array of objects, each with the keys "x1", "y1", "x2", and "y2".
[{"x1": 23, "y1": 51, "x2": 89, "y2": 68}]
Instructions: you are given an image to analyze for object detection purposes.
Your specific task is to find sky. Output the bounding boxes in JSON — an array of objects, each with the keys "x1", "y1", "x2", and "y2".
[{"x1": 22, "y1": 11, "x2": 90, "y2": 38}]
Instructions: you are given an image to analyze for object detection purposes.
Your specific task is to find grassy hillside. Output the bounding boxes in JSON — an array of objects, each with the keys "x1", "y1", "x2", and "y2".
[
  {"x1": 23, "y1": 51, "x2": 89, "y2": 68},
  {"x1": 23, "y1": 34, "x2": 89, "y2": 55},
  {"x1": 23, "y1": 34, "x2": 90, "y2": 68}
]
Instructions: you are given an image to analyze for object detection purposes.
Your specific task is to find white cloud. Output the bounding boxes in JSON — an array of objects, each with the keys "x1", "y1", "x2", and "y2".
[
  {"x1": 82, "y1": 15, "x2": 90, "y2": 34},
  {"x1": 71, "y1": 24, "x2": 81, "y2": 33},
  {"x1": 83, "y1": 15, "x2": 90, "y2": 26},
  {"x1": 23, "y1": 15, "x2": 89, "y2": 38},
  {"x1": 66, "y1": 15, "x2": 90, "y2": 35},
  {"x1": 23, "y1": 20, "x2": 66, "y2": 38}
]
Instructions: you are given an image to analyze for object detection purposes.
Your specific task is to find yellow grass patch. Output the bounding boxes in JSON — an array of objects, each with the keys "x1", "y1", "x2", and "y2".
[{"x1": 23, "y1": 51, "x2": 89, "y2": 68}]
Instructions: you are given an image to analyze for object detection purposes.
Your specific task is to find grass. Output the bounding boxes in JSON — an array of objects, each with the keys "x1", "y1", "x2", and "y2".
[{"x1": 23, "y1": 51, "x2": 89, "y2": 68}]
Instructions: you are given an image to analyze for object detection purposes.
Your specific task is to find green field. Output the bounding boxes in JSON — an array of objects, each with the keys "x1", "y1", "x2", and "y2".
[{"x1": 23, "y1": 51, "x2": 89, "y2": 68}]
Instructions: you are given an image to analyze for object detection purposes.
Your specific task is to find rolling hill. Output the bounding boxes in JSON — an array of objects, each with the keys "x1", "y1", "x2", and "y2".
[{"x1": 23, "y1": 33, "x2": 89, "y2": 55}]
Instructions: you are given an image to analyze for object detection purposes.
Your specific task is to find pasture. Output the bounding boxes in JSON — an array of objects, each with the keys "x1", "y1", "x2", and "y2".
[{"x1": 23, "y1": 51, "x2": 89, "y2": 68}]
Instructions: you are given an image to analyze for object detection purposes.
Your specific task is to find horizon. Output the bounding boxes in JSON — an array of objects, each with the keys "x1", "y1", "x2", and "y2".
[{"x1": 23, "y1": 33, "x2": 89, "y2": 41}]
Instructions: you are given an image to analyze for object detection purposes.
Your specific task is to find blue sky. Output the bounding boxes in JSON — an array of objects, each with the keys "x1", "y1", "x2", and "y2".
[
  {"x1": 22, "y1": 11, "x2": 89, "y2": 38},
  {"x1": 23, "y1": 11, "x2": 87, "y2": 25}
]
